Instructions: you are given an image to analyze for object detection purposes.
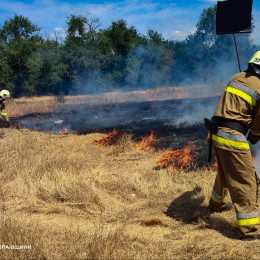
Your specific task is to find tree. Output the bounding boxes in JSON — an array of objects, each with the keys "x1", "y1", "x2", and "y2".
[
  {"x1": 0, "y1": 43, "x2": 14, "y2": 91},
  {"x1": 26, "y1": 40, "x2": 67, "y2": 95},
  {"x1": 184, "y1": 6, "x2": 256, "y2": 85},
  {"x1": 184, "y1": 7, "x2": 217, "y2": 76},
  {"x1": 66, "y1": 15, "x2": 100, "y2": 46},
  {"x1": 170, "y1": 40, "x2": 196, "y2": 85},
  {"x1": 125, "y1": 30, "x2": 174, "y2": 88},
  {"x1": 100, "y1": 19, "x2": 144, "y2": 56},
  {"x1": 61, "y1": 15, "x2": 103, "y2": 94},
  {"x1": 0, "y1": 15, "x2": 42, "y2": 96},
  {"x1": 147, "y1": 29, "x2": 164, "y2": 45},
  {"x1": 98, "y1": 20, "x2": 145, "y2": 87}
]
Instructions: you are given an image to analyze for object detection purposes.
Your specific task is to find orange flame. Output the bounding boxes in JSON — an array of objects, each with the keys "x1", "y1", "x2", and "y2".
[
  {"x1": 94, "y1": 129, "x2": 120, "y2": 146},
  {"x1": 212, "y1": 160, "x2": 218, "y2": 170},
  {"x1": 135, "y1": 130, "x2": 158, "y2": 152},
  {"x1": 142, "y1": 91, "x2": 157, "y2": 101},
  {"x1": 202, "y1": 159, "x2": 218, "y2": 172},
  {"x1": 175, "y1": 93, "x2": 189, "y2": 99},
  {"x1": 156, "y1": 142, "x2": 196, "y2": 172},
  {"x1": 59, "y1": 127, "x2": 69, "y2": 135}
]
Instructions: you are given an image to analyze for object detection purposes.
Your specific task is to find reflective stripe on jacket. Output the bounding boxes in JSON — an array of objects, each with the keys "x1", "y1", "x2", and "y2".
[
  {"x1": 209, "y1": 130, "x2": 250, "y2": 150},
  {"x1": 211, "y1": 190, "x2": 228, "y2": 204},
  {"x1": 236, "y1": 212, "x2": 260, "y2": 226},
  {"x1": 226, "y1": 81, "x2": 260, "y2": 106},
  {"x1": 214, "y1": 71, "x2": 260, "y2": 130}
]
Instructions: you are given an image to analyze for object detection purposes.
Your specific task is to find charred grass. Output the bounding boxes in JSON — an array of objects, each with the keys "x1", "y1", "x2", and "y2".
[{"x1": 0, "y1": 126, "x2": 259, "y2": 260}]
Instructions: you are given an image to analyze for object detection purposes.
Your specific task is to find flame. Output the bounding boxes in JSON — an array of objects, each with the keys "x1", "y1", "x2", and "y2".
[
  {"x1": 94, "y1": 129, "x2": 120, "y2": 146},
  {"x1": 156, "y1": 142, "x2": 196, "y2": 172},
  {"x1": 212, "y1": 160, "x2": 218, "y2": 170},
  {"x1": 175, "y1": 93, "x2": 189, "y2": 99},
  {"x1": 59, "y1": 127, "x2": 69, "y2": 135},
  {"x1": 135, "y1": 130, "x2": 158, "y2": 152},
  {"x1": 202, "y1": 159, "x2": 218, "y2": 172},
  {"x1": 142, "y1": 91, "x2": 157, "y2": 101}
]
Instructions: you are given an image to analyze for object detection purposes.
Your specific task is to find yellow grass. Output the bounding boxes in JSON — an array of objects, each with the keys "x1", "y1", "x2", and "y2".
[{"x1": 0, "y1": 95, "x2": 259, "y2": 259}]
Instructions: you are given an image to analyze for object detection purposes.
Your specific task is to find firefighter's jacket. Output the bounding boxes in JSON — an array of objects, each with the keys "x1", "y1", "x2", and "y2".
[
  {"x1": 0, "y1": 100, "x2": 6, "y2": 111},
  {"x1": 0, "y1": 99, "x2": 8, "y2": 120},
  {"x1": 213, "y1": 70, "x2": 260, "y2": 150},
  {"x1": 210, "y1": 71, "x2": 260, "y2": 234}
]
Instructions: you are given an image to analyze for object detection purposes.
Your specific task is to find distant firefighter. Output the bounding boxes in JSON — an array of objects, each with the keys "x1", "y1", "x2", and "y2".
[
  {"x1": 0, "y1": 89, "x2": 11, "y2": 122},
  {"x1": 205, "y1": 51, "x2": 260, "y2": 240}
]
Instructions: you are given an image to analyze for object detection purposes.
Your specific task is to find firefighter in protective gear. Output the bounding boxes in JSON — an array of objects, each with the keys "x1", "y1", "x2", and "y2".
[
  {"x1": 206, "y1": 51, "x2": 260, "y2": 240},
  {"x1": 0, "y1": 90, "x2": 11, "y2": 122}
]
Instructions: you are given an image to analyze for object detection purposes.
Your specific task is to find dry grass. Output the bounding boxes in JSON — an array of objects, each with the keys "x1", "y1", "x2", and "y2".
[
  {"x1": 7, "y1": 85, "x2": 219, "y2": 117},
  {"x1": 0, "y1": 128, "x2": 259, "y2": 259},
  {"x1": 0, "y1": 94, "x2": 259, "y2": 259}
]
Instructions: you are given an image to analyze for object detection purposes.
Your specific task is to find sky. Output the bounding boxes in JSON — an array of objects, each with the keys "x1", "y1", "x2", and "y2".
[{"x1": 1, "y1": 0, "x2": 260, "y2": 44}]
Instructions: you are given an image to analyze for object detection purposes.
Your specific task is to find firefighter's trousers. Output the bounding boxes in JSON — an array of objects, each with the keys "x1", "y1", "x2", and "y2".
[{"x1": 209, "y1": 144, "x2": 260, "y2": 238}]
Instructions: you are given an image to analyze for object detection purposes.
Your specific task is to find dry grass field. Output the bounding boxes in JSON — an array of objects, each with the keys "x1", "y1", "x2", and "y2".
[{"x1": 1, "y1": 93, "x2": 260, "y2": 260}]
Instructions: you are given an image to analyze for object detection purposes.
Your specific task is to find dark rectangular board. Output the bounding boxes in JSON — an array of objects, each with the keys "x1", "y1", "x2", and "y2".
[{"x1": 216, "y1": 0, "x2": 252, "y2": 34}]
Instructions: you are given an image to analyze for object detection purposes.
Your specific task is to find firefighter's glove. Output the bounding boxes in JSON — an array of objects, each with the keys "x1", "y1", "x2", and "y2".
[{"x1": 247, "y1": 133, "x2": 258, "y2": 145}]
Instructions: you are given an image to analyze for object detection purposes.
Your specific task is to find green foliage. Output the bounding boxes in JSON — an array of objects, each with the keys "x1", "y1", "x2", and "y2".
[
  {"x1": 0, "y1": 15, "x2": 40, "y2": 43},
  {"x1": 184, "y1": 5, "x2": 257, "y2": 83},
  {"x1": 67, "y1": 15, "x2": 87, "y2": 39},
  {"x1": 0, "y1": 8, "x2": 259, "y2": 97},
  {"x1": 126, "y1": 40, "x2": 174, "y2": 88},
  {"x1": 100, "y1": 19, "x2": 144, "y2": 56},
  {"x1": 26, "y1": 42, "x2": 65, "y2": 95},
  {"x1": 0, "y1": 15, "x2": 42, "y2": 96}
]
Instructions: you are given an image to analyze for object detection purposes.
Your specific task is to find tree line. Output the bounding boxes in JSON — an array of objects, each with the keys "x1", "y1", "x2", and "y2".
[{"x1": 0, "y1": 6, "x2": 259, "y2": 97}]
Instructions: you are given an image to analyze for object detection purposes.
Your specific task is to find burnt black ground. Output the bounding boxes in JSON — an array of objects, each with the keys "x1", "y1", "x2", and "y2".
[
  {"x1": 10, "y1": 96, "x2": 219, "y2": 134},
  {"x1": 2, "y1": 96, "x2": 220, "y2": 168}
]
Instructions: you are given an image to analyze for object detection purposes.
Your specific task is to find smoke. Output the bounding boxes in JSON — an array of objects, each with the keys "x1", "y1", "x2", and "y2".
[
  {"x1": 20, "y1": 36, "x2": 253, "y2": 135},
  {"x1": 174, "y1": 98, "x2": 219, "y2": 126},
  {"x1": 16, "y1": 93, "x2": 221, "y2": 136}
]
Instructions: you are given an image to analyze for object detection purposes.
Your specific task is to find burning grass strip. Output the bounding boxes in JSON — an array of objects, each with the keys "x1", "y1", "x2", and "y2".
[
  {"x1": 156, "y1": 142, "x2": 197, "y2": 172},
  {"x1": 59, "y1": 127, "x2": 70, "y2": 135},
  {"x1": 204, "y1": 160, "x2": 218, "y2": 172},
  {"x1": 135, "y1": 130, "x2": 158, "y2": 152},
  {"x1": 94, "y1": 129, "x2": 121, "y2": 146}
]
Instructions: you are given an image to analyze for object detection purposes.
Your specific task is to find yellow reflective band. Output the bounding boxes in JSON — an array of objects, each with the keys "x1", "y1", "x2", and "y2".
[
  {"x1": 226, "y1": 86, "x2": 256, "y2": 106},
  {"x1": 1, "y1": 112, "x2": 8, "y2": 116},
  {"x1": 237, "y1": 217, "x2": 260, "y2": 226},
  {"x1": 211, "y1": 134, "x2": 250, "y2": 149},
  {"x1": 211, "y1": 194, "x2": 228, "y2": 204}
]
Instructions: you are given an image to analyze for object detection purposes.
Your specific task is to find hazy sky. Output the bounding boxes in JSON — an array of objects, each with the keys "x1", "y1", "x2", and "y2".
[{"x1": 1, "y1": 0, "x2": 260, "y2": 44}]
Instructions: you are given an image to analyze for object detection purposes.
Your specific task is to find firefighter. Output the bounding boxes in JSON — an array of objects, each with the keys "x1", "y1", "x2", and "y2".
[
  {"x1": 207, "y1": 51, "x2": 260, "y2": 240},
  {"x1": 0, "y1": 89, "x2": 11, "y2": 122}
]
